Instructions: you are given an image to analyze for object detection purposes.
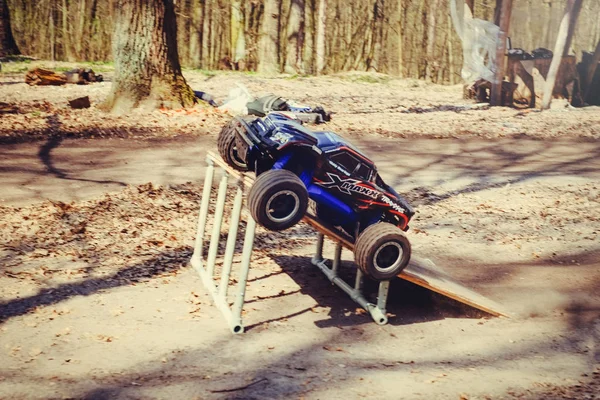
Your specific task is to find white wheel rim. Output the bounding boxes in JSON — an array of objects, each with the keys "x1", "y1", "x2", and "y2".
[
  {"x1": 373, "y1": 242, "x2": 404, "y2": 273},
  {"x1": 266, "y1": 190, "x2": 300, "y2": 223}
]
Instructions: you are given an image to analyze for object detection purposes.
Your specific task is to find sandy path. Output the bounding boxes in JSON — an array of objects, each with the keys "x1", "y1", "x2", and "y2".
[{"x1": 1, "y1": 135, "x2": 598, "y2": 399}]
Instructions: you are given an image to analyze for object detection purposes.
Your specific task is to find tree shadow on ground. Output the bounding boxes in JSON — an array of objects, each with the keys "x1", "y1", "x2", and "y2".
[
  {"x1": 33, "y1": 114, "x2": 127, "y2": 187},
  {"x1": 29, "y1": 300, "x2": 596, "y2": 400},
  {"x1": 358, "y1": 137, "x2": 600, "y2": 206},
  {"x1": 448, "y1": 247, "x2": 600, "y2": 290},
  {"x1": 0, "y1": 246, "x2": 192, "y2": 324}
]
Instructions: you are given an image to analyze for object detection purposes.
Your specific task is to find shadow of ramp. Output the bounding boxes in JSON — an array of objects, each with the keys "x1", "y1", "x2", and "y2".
[{"x1": 269, "y1": 255, "x2": 488, "y2": 329}]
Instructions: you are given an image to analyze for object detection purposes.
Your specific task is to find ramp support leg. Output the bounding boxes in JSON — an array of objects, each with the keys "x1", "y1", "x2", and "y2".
[
  {"x1": 190, "y1": 155, "x2": 257, "y2": 334},
  {"x1": 191, "y1": 159, "x2": 215, "y2": 264},
  {"x1": 311, "y1": 238, "x2": 389, "y2": 325}
]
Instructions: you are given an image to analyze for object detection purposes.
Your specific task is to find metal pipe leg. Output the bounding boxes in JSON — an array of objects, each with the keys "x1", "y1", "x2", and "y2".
[
  {"x1": 206, "y1": 171, "x2": 229, "y2": 277},
  {"x1": 354, "y1": 269, "x2": 364, "y2": 292},
  {"x1": 331, "y1": 243, "x2": 342, "y2": 276},
  {"x1": 192, "y1": 160, "x2": 215, "y2": 264},
  {"x1": 312, "y1": 233, "x2": 325, "y2": 264},
  {"x1": 377, "y1": 280, "x2": 390, "y2": 314},
  {"x1": 218, "y1": 184, "x2": 244, "y2": 298},
  {"x1": 231, "y1": 218, "x2": 257, "y2": 334}
]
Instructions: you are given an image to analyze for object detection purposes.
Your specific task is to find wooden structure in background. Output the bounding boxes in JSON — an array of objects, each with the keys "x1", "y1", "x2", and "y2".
[
  {"x1": 508, "y1": 56, "x2": 580, "y2": 108},
  {"x1": 491, "y1": 0, "x2": 586, "y2": 109},
  {"x1": 581, "y1": 42, "x2": 600, "y2": 104}
]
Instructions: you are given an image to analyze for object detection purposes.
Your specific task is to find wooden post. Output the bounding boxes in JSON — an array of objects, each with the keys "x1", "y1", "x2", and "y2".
[
  {"x1": 494, "y1": 0, "x2": 502, "y2": 25},
  {"x1": 541, "y1": 0, "x2": 581, "y2": 110},
  {"x1": 490, "y1": 0, "x2": 512, "y2": 106}
]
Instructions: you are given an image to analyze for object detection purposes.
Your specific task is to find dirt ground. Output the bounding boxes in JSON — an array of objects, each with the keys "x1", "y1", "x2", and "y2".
[{"x1": 0, "y1": 63, "x2": 599, "y2": 399}]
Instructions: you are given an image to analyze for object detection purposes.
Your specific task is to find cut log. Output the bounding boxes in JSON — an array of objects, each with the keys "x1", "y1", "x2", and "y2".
[
  {"x1": 68, "y1": 96, "x2": 91, "y2": 109},
  {"x1": 25, "y1": 68, "x2": 67, "y2": 86}
]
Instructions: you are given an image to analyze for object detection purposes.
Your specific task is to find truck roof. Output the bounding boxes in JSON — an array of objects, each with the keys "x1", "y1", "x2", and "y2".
[
  {"x1": 262, "y1": 114, "x2": 374, "y2": 166},
  {"x1": 313, "y1": 131, "x2": 373, "y2": 166}
]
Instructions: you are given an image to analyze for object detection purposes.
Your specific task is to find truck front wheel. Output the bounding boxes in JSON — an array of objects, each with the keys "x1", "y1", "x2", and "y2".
[
  {"x1": 248, "y1": 169, "x2": 308, "y2": 231},
  {"x1": 217, "y1": 119, "x2": 249, "y2": 171}
]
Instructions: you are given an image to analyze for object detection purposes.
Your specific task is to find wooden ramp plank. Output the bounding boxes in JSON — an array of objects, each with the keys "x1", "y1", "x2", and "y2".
[{"x1": 205, "y1": 152, "x2": 510, "y2": 318}]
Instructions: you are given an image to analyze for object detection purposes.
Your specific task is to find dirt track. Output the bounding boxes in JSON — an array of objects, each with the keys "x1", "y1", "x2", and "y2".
[{"x1": 0, "y1": 67, "x2": 599, "y2": 399}]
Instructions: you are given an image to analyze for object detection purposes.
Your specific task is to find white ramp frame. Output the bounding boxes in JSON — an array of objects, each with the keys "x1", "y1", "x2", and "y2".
[
  {"x1": 311, "y1": 233, "x2": 390, "y2": 325},
  {"x1": 190, "y1": 157, "x2": 256, "y2": 334}
]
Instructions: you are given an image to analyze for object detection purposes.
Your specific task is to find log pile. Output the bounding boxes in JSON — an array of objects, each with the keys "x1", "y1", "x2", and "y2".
[
  {"x1": 25, "y1": 67, "x2": 103, "y2": 86},
  {"x1": 25, "y1": 68, "x2": 67, "y2": 86}
]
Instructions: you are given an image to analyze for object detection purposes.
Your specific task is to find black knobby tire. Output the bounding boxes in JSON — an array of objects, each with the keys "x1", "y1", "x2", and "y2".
[
  {"x1": 217, "y1": 119, "x2": 249, "y2": 171},
  {"x1": 354, "y1": 222, "x2": 411, "y2": 281},
  {"x1": 248, "y1": 169, "x2": 308, "y2": 231}
]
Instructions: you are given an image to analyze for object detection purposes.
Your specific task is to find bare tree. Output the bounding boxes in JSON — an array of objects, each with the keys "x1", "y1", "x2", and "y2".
[
  {"x1": 367, "y1": 0, "x2": 384, "y2": 72},
  {"x1": 285, "y1": 0, "x2": 305, "y2": 74},
  {"x1": 105, "y1": 0, "x2": 195, "y2": 112},
  {"x1": 0, "y1": 0, "x2": 20, "y2": 56},
  {"x1": 231, "y1": 0, "x2": 246, "y2": 69},
  {"x1": 425, "y1": 0, "x2": 440, "y2": 81},
  {"x1": 258, "y1": 0, "x2": 279, "y2": 74},
  {"x1": 315, "y1": 0, "x2": 326, "y2": 74}
]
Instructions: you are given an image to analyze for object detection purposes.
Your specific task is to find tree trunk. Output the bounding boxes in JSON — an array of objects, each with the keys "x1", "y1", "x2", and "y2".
[
  {"x1": 302, "y1": 0, "x2": 315, "y2": 74},
  {"x1": 231, "y1": 0, "x2": 246, "y2": 69},
  {"x1": 367, "y1": 0, "x2": 384, "y2": 72},
  {"x1": 542, "y1": 0, "x2": 579, "y2": 110},
  {"x1": 315, "y1": 0, "x2": 326, "y2": 74},
  {"x1": 61, "y1": 0, "x2": 73, "y2": 61},
  {"x1": 105, "y1": 0, "x2": 195, "y2": 112},
  {"x1": 189, "y1": 0, "x2": 203, "y2": 68},
  {"x1": 284, "y1": 0, "x2": 304, "y2": 73},
  {"x1": 397, "y1": 0, "x2": 404, "y2": 76},
  {"x1": 202, "y1": 0, "x2": 212, "y2": 69},
  {"x1": 0, "y1": 0, "x2": 19, "y2": 56},
  {"x1": 258, "y1": 0, "x2": 279, "y2": 74},
  {"x1": 425, "y1": 0, "x2": 440, "y2": 81},
  {"x1": 447, "y1": 12, "x2": 455, "y2": 84}
]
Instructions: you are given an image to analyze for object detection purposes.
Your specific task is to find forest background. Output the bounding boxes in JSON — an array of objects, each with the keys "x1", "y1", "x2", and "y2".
[{"x1": 6, "y1": 0, "x2": 600, "y2": 84}]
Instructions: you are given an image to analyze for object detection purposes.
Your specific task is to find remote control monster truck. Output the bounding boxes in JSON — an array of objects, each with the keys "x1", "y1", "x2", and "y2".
[{"x1": 217, "y1": 113, "x2": 415, "y2": 280}]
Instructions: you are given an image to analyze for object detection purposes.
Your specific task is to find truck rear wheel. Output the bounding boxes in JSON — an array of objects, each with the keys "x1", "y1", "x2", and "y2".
[
  {"x1": 248, "y1": 169, "x2": 308, "y2": 231},
  {"x1": 354, "y1": 222, "x2": 411, "y2": 281},
  {"x1": 217, "y1": 120, "x2": 248, "y2": 171}
]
